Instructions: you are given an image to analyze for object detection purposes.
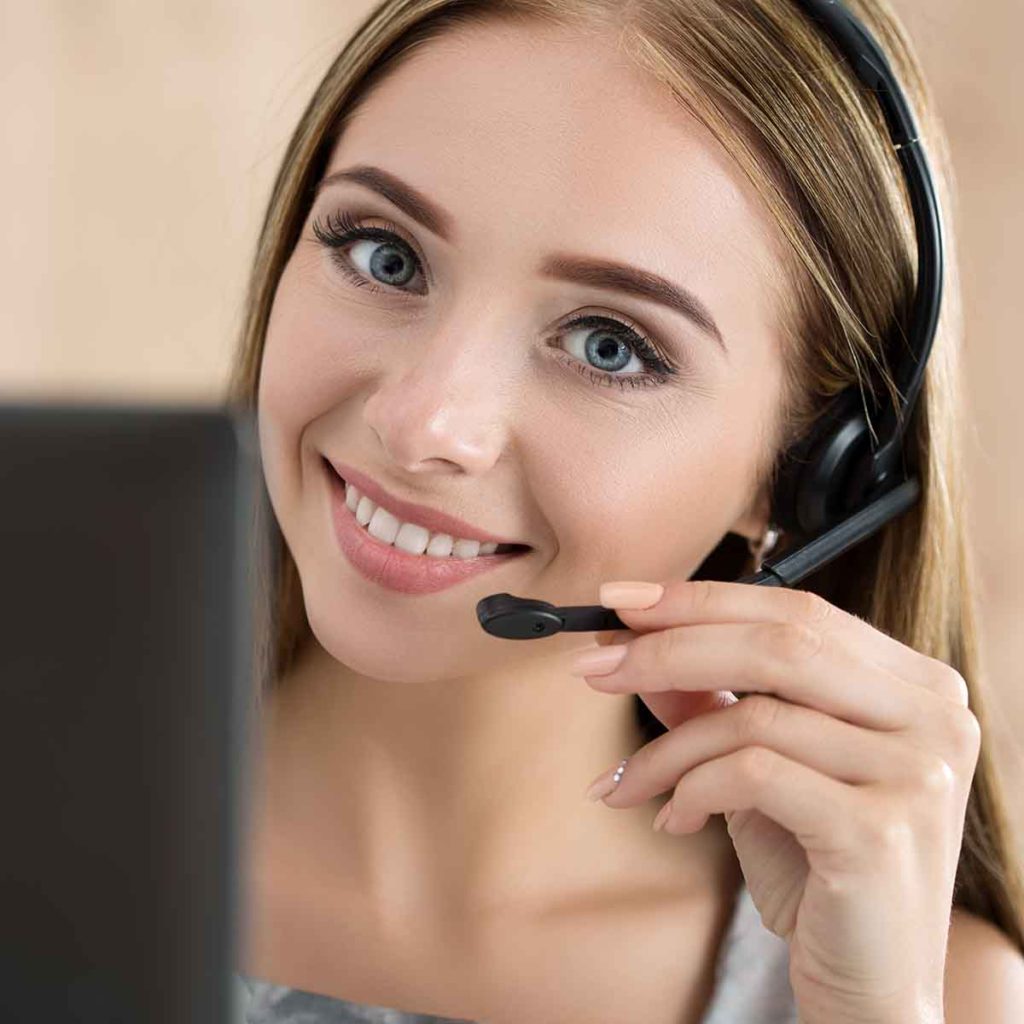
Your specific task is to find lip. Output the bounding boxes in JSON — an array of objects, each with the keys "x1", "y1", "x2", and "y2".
[
  {"x1": 324, "y1": 459, "x2": 530, "y2": 595},
  {"x1": 324, "y1": 456, "x2": 526, "y2": 546}
]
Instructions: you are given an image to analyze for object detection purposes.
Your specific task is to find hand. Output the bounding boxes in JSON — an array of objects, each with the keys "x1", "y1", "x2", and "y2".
[{"x1": 574, "y1": 578, "x2": 980, "y2": 1024}]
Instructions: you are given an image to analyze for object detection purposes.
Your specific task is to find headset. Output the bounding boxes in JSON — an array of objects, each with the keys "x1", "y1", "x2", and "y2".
[{"x1": 476, "y1": 0, "x2": 944, "y2": 643}]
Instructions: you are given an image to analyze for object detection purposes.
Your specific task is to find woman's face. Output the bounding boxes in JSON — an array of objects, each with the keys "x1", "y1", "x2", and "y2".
[{"x1": 257, "y1": 19, "x2": 791, "y2": 680}]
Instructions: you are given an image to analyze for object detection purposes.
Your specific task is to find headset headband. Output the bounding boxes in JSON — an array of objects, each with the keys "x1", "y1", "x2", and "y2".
[{"x1": 760, "y1": 0, "x2": 944, "y2": 579}]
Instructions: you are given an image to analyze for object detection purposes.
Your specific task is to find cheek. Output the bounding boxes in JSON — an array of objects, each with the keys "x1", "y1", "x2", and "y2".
[
  {"x1": 260, "y1": 283, "x2": 337, "y2": 427},
  {"x1": 549, "y1": 422, "x2": 758, "y2": 577},
  {"x1": 256, "y1": 276, "x2": 361, "y2": 524},
  {"x1": 257, "y1": 309, "x2": 312, "y2": 517},
  {"x1": 257, "y1": 261, "x2": 376, "y2": 457}
]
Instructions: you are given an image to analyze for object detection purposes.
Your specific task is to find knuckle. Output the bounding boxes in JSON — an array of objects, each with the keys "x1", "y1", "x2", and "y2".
[
  {"x1": 910, "y1": 752, "x2": 957, "y2": 797},
  {"x1": 947, "y1": 705, "x2": 982, "y2": 765},
  {"x1": 736, "y1": 695, "x2": 782, "y2": 745},
  {"x1": 653, "y1": 624, "x2": 685, "y2": 666},
  {"x1": 921, "y1": 656, "x2": 967, "y2": 702},
  {"x1": 737, "y1": 745, "x2": 777, "y2": 789},
  {"x1": 686, "y1": 578, "x2": 718, "y2": 618},
  {"x1": 876, "y1": 813, "x2": 912, "y2": 851},
  {"x1": 862, "y1": 803, "x2": 912, "y2": 851},
  {"x1": 760, "y1": 620, "x2": 823, "y2": 664},
  {"x1": 936, "y1": 664, "x2": 970, "y2": 707},
  {"x1": 793, "y1": 588, "x2": 833, "y2": 624}
]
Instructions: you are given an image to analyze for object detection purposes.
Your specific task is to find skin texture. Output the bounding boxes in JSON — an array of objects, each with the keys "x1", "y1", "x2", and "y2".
[{"x1": 252, "y1": 16, "x2": 790, "y2": 958}]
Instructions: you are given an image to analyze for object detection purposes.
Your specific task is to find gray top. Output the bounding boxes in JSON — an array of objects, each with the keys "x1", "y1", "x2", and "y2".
[{"x1": 233, "y1": 882, "x2": 798, "y2": 1024}]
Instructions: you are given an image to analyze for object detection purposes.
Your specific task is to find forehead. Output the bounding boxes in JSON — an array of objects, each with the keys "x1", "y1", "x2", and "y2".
[{"x1": 323, "y1": 18, "x2": 791, "y2": 356}]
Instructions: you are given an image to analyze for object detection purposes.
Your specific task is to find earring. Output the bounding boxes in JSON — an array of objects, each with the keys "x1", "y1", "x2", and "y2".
[{"x1": 748, "y1": 523, "x2": 781, "y2": 571}]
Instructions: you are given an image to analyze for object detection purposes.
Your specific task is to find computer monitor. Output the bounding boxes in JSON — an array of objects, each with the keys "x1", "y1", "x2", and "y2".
[{"x1": 0, "y1": 400, "x2": 262, "y2": 1023}]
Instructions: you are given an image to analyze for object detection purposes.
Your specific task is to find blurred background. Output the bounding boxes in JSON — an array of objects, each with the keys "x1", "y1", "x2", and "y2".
[{"x1": 2, "y1": 1, "x2": 1020, "y2": 857}]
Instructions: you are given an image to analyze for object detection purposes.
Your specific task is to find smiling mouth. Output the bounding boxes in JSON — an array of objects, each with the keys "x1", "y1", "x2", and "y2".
[{"x1": 325, "y1": 457, "x2": 531, "y2": 556}]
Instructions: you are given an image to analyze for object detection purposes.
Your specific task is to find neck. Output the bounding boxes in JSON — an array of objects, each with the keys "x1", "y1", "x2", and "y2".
[{"x1": 243, "y1": 635, "x2": 735, "y2": 928}]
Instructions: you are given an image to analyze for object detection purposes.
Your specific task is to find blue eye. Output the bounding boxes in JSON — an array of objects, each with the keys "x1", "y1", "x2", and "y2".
[
  {"x1": 312, "y1": 209, "x2": 428, "y2": 295},
  {"x1": 552, "y1": 314, "x2": 676, "y2": 390},
  {"x1": 310, "y1": 209, "x2": 683, "y2": 390}
]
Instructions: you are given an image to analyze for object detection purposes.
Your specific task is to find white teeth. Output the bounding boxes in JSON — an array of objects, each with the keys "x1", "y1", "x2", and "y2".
[
  {"x1": 394, "y1": 520, "x2": 433, "y2": 556},
  {"x1": 343, "y1": 481, "x2": 502, "y2": 558},
  {"x1": 451, "y1": 538, "x2": 481, "y2": 558},
  {"x1": 425, "y1": 532, "x2": 455, "y2": 557},
  {"x1": 354, "y1": 494, "x2": 375, "y2": 527},
  {"x1": 366, "y1": 505, "x2": 401, "y2": 545}
]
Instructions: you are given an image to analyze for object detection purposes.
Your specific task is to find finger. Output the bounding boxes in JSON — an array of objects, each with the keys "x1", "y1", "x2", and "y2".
[
  {"x1": 584, "y1": 619, "x2": 923, "y2": 732},
  {"x1": 601, "y1": 578, "x2": 954, "y2": 699},
  {"x1": 587, "y1": 622, "x2": 980, "y2": 774},
  {"x1": 594, "y1": 627, "x2": 734, "y2": 728},
  {"x1": 654, "y1": 745, "x2": 872, "y2": 858},
  {"x1": 598, "y1": 694, "x2": 943, "y2": 811}
]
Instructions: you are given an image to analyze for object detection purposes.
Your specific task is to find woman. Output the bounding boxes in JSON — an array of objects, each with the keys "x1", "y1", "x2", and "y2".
[{"x1": 228, "y1": 1, "x2": 1024, "y2": 1021}]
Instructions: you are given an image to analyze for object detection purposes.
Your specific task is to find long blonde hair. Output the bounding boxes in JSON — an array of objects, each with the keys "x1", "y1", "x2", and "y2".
[{"x1": 225, "y1": 0, "x2": 1024, "y2": 950}]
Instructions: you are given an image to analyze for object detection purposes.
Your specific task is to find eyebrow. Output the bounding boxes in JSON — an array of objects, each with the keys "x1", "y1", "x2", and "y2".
[{"x1": 315, "y1": 164, "x2": 728, "y2": 354}]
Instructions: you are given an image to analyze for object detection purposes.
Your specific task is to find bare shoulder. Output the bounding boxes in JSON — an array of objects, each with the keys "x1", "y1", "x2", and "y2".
[{"x1": 944, "y1": 907, "x2": 1024, "y2": 1023}]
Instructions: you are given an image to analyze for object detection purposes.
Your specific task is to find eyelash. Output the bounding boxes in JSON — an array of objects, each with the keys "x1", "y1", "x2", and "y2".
[{"x1": 310, "y1": 208, "x2": 683, "y2": 391}]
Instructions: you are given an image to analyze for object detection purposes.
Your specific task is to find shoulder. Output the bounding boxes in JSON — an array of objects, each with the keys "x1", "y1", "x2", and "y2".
[{"x1": 944, "y1": 907, "x2": 1024, "y2": 1023}]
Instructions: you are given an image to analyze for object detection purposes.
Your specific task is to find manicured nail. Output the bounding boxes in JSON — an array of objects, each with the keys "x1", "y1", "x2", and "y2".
[
  {"x1": 569, "y1": 644, "x2": 628, "y2": 677},
  {"x1": 585, "y1": 758, "x2": 629, "y2": 801},
  {"x1": 652, "y1": 800, "x2": 674, "y2": 832},
  {"x1": 599, "y1": 581, "x2": 664, "y2": 609}
]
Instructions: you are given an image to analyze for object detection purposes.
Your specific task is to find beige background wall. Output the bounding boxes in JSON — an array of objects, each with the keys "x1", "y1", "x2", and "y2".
[{"x1": 2, "y1": 2, "x2": 1020, "y2": 855}]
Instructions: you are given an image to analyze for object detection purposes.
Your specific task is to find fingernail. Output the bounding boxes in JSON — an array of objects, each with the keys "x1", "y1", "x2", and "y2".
[
  {"x1": 599, "y1": 581, "x2": 664, "y2": 609},
  {"x1": 569, "y1": 644, "x2": 628, "y2": 677},
  {"x1": 585, "y1": 758, "x2": 629, "y2": 801},
  {"x1": 652, "y1": 800, "x2": 673, "y2": 832}
]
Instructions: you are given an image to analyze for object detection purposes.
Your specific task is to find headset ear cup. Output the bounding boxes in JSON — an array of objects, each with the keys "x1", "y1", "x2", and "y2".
[
  {"x1": 769, "y1": 432, "x2": 812, "y2": 538},
  {"x1": 800, "y1": 412, "x2": 873, "y2": 534},
  {"x1": 769, "y1": 387, "x2": 875, "y2": 538}
]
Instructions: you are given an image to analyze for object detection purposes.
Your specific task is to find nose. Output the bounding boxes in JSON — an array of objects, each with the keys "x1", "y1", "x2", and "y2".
[{"x1": 361, "y1": 322, "x2": 517, "y2": 478}]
